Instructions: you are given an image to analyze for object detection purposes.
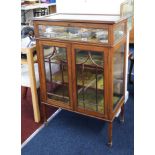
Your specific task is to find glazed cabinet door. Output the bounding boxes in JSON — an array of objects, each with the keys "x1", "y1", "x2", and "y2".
[
  {"x1": 37, "y1": 40, "x2": 73, "y2": 110},
  {"x1": 72, "y1": 44, "x2": 108, "y2": 118}
]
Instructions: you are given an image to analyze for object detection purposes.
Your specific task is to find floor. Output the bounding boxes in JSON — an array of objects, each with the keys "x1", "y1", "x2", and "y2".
[
  {"x1": 21, "y1": 82, "x2": 134, "y2": 155},
  {"x1": 21, "y1": 88, "x2": 57, "y2": 143}
]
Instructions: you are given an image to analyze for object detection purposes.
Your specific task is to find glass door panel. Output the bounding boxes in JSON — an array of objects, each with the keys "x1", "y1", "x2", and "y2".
[
  {"x1": 113, "y1": 44, "x2": 125, "y2": 109},
  {"x1": 43, "y1": 45, "x2": 70, "y2": 104},
  {"x1": 75, "y1": 49, "x2": 104, "y2": 113}
]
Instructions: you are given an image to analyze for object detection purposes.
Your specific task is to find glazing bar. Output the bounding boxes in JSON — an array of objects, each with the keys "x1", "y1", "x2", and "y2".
[
  {"x1": 95, "y1": 66, "x2": 98, "y2": 111},
  {"x1": 82, "y1": 64, "x2": 85, "y2": 108},
  {"x1": 61, "y1": 62, "x2": 65, "y2": 100}
]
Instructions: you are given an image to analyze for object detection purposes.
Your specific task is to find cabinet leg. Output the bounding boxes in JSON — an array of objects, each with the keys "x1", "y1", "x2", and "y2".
[
  {"x1": 120, "y1": 104, "x2": 125, "y2": 123},
  {"x1": 107, "y1": 122, "x2": 113, "y2": 147},
  {"x1": 42, "y1": 104, "x2": 47, "y2": 125}
]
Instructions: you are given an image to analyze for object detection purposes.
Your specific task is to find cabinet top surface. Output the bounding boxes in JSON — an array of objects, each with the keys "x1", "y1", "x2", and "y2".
[{"x1": 33, "y1": 13, "x2": 127, "y2": 24}]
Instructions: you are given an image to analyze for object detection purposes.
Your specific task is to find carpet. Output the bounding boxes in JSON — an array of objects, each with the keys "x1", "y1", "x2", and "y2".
[
  {"x1": 21, "y1": 91, "x2": 134, "y2": 155},
  {"x1": 21, "y1": 88, "x2": 57, "y2": 143}
]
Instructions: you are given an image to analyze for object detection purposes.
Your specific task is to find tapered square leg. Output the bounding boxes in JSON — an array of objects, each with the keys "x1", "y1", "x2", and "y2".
[
  {"x1": 107, "y1": 122, "x2": 113, "y2": 147},
  {"x1": 120, "y1": 103, "x2": 125, "y2": 123},
  {"x1": 42, "y1": 104, "x2": 48, "y2": 126}
]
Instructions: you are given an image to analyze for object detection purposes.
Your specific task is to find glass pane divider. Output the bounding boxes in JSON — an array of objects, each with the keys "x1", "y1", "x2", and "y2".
[
  {"x1": 95, "y1": 66, "x2": 98, "y2": 112},
  {"x1": 60, "y1": 61, "x2": 65, "y2": 100},
  {"x1": 82, "y1": 64, "x2": 85, "y2": 109}
]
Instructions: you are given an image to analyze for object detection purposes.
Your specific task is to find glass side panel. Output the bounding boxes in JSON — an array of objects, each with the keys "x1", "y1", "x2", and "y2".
[
  {"x1": 113, "y1": 44, "x2": 125, "y2": 109},
  {"x1": 43, "y1": 45, "x2": 69, "y2": 103},
  {"x1": 75, "y1": 49, "x2": 104, "y2": 113},
  {"x1": 38, "y1": 25, "x2": 108, "y2": 43},
  {"x1": 114, "y1": 23, "x2": 125, "y2": 43},
  {"x1": 127, "y1": 16, "x2": 132, "y2": 31}
]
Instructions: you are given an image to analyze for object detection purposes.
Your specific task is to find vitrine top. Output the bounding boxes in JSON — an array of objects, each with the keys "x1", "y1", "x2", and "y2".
[{"x1": 33, "y1": 13, "x2": 128, "y2": 24}]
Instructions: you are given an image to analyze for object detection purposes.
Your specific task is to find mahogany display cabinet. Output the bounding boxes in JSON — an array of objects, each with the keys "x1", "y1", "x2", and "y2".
[{"x1": 33, "y1": 13, "x2": 129, "y2": 146}]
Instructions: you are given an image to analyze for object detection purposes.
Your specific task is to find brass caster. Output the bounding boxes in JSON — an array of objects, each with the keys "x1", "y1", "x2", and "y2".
[{"x1": 107, "y1": 142, "x2": 112, "y2": 147}]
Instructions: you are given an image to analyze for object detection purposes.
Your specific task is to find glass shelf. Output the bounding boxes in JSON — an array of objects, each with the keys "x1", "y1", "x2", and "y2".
[
  {"x1": 78, "y1": 87, "x2": 104, "y2": 112},
  {"x1": 52, "y1": 68, "x2": 104, "y2": 90},
  {"x1": 47, "y1": 83, "x2": 69, "y2": 103},
  {"x1": 78, "y1": 88, "x2": 120, "y2": 113}
]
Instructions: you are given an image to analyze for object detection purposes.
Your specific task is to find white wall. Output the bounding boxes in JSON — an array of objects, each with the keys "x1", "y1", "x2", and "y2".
[{"x1": 56, "y1": 0, "x2": 125, "y2": 14}]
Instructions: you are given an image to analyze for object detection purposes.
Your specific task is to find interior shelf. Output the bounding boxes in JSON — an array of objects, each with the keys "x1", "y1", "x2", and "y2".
[
  {"x1": 77, "y1": 87, "x2": 120, "y2": 113},
  {"x1": 51, "y1": 68, "x2": 104, "y2": 90},
  {"x1": 46, "y1": 80, "x2": 120, "y2": 113},
  {"x1": 46, "y1": 83, "x2": 69, "y2": 103}
]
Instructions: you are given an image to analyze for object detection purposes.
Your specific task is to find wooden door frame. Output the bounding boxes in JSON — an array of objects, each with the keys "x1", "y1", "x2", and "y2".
[
  {"x1": 71, "y1": 43, "x2": 109, "y2": 119},
  {"x1": 36, "y1": 40, "x2": 73, "y2": 110}
]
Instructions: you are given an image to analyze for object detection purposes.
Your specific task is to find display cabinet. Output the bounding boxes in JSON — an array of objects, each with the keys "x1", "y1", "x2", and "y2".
[{"x1": 33, "y1": 13, "x2": 128, "y2": 146}]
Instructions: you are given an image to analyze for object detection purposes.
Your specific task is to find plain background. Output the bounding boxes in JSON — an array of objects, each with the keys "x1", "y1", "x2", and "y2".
[
  {"x1": 57, "y1": 0, "x2": 125, "y2": 14},
  {"x1": 0, "y1": 0, "x2": 155, "y2": 155}
]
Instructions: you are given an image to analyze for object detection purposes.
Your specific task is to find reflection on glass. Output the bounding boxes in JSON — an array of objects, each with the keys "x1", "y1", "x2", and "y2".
[
  {"x1": 127, "y1": 16, "x2": 132, "y2": 31},
  {"x1": 114, "y1": 23, "x2": 125, "y2": 43},
  {"x1": 121, "y1": 0, "x2": 134, "y2": 17},
  {"x1": 43, "y1": 46, "x2": 69, "y2": 103},
  {"x1": 39, "y1": 25, "x2": 108, "y2": 43},
  {"x1": 75, "y1": 49, "x2": 104, "y2": 113},
  {"x1": 113, "y1": 44, "x2": 125, "y2": 109}
]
